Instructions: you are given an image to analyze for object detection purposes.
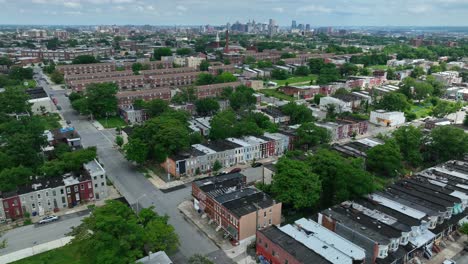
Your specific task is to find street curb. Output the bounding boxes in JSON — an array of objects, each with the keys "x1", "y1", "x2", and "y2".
[{"x1": 177, "y1": 201, "x2": 223, "y2": 250}]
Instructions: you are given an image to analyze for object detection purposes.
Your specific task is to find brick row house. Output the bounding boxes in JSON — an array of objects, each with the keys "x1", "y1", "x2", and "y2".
[
  {"x1": 57, "y1": 60, "x2": 173, "y2": 75},
  {"x1": 162, "y1": 132, "x2": 290, "y2": 178},
  {"x1": 196, "y1": 82, "x2": 242, "y2": 99},
  {"x1": 255, "y1": 160, "x2": 468, "y2": 264},
  {"x1": 0, "y1": 160, "x2": 107, "y2": 220},
  {"x1": 192, "y1": 173, "x2": 282, "y2": 244},
  {"x1": 117, "y1": 88, "x2": 172, "y2": 108}
]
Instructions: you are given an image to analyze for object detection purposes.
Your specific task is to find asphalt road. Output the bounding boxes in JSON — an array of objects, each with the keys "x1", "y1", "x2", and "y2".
[
  {"x1": 0, "y1": 211, "x2": 89, "y2": 255},
  {"x1": 31, "y1": 68, "x2": 227, "y2": 263}
]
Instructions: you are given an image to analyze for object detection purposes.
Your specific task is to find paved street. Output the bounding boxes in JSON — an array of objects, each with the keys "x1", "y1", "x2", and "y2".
[
  {"x1": 0, "y1": 211, "x2": 88, "y2": 255},
  {"x1": 32, "y1": 68, "x2": 225, "y2": 262}
]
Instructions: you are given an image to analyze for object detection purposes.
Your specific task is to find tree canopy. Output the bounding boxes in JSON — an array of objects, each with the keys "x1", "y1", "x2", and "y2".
[
  {"x1": 71, "y1": 83, "x2": 118, "y2": 118},
  {"x1": 154, "y1": 47, "x2": 172, "y2": 60},
  {"x1": 72, "y1": 55, "x2": 98, "y2": 64},
  {"x1": 195, "y1": 98, "x2": 220, "y2": 116},
  {"x1": 392, "y1": 125, "x2": 423, "y2": 168},
  {"x1": 295, "y1": 122, "x2": 331, "y2": 150},
  {"x1": 366, "y1": 140, "x2": 403, "y2": 178},
  {"x1": 69, "y1": 201, "x2": 179, "y2": 264}
]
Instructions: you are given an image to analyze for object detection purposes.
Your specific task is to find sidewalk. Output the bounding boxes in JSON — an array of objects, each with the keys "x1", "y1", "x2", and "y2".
[
  {"x1": 178, "y1": 200, "x2": 257, "y2": 263},
  {"x1": 425, "y1": 235, "x2": 467, "y2": 264},
  {"x1": 0, "y1": 236, "x2": 72, "y2": 264}
]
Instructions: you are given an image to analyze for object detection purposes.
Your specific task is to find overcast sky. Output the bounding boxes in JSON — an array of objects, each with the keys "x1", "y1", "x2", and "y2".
[{"x1": 1, "y1": 0, "x2": 468, "y2": 26}]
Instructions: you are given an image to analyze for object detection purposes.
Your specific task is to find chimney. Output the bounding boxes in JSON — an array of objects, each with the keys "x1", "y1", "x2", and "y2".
[{"x1": 224, "y1": 30, "x2": 229, "y2": 53}]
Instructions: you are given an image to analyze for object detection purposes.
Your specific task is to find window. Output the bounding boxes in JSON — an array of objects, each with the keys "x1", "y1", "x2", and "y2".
[
  {"x1": 95, "y1": 184, "x2": 98, "y2": 188},
  {"x1": 101, "y1": 175, "x2": 104, "y2": 179},
  {"x1": 60, "y1": 189, "x2": 64, "y2": 195},
  {"x1": 30, "y1": 195, "x2": 33, "y2": 201},
  {"x1": 3, "y1": 202, "x2": 8, "y2": 209},
  {"x1": 285, "y1": 260, "x2": 288, "y2": 264},
  {"x1": 93, "y1": 176, "x2": 97, "y2": 180},
  {"x1": 88, "y1": 182, "x2": 92, "y2": 188},
  {"x1": 264, "y1": 212, "x2": 266, "y2": 217},
  {"x1": 62, "y1": 197, "x2": 66, "y2": 204},
  {"x1": 66, "y1": 187, "x2": 70, "y2": 194},
  {"x1": 37, "y1": 194, "x2": 41, "y2": 199},
  {"x1": 80, "y1": 184, "x2": 84, "y2": 190},
  {"x1": 101, "y1": 182, "x2": 104, "y2": 186},
  {"x1": 53, "y1": 190, "x2": 56, "y2": 196},
  {"x1": 258, "y1": 238, "x2": 262, "y2": 244},
  {"x1": 74, "y1": 186, "x2": 78, "y2": 192},
  {"x1": 45, "y1": 192, "x2": 48, "y2": 197},
  {"x1": 32, "y1": 203, "x2": 35, "y2": 209},
  {"x1": 264, "y1": 243, "x2": 268, "y2": 248},
  {"x1": 269, "y1": 219, "x2": 272, "y2": 225},
  {"x1": 272, "y1": 250, "x2": 276, "y2": 257}
]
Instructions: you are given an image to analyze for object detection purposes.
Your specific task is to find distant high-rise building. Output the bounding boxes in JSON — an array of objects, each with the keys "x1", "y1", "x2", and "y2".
[
  {"x1": 305, "y1": 24, "x2": 311, "y2": 31},
  {"x1": 298, "y1": 24, "x2": 304, "y2": 31},
  {"x1": 291, "y1": 20, "x2": 297, "y2": 29}
]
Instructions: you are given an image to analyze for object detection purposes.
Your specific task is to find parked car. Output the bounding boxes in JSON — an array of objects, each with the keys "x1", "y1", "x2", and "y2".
[
  {"x1": 252, "y1": 162, "x2": 263, "y2": 168},
  {"x1": 230, "y1": 168, "x2": 242, "y2": 173},
  {"x1": 57, "y1": 105, "x2": 62, "y2": 110},
  {"x1": 38, "y1": 215, "x2": 59, "y2": 224}
]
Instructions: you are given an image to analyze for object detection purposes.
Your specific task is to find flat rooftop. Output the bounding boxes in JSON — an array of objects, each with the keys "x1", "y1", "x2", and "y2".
[
  {"x1": 222, "y1": 190, "x2": 275, "y2": 217},
  {"x1": 259, "y1": 226, "x2": 331, "y2": 264}
]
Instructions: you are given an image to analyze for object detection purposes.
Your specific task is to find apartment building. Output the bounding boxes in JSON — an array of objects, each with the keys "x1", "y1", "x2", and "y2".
[
  {"x1": 21, "y1": 47, "x2": 114, "y2": 61},
  {"x1": 192, "y1": 173, "x2": 282, "y2": 244},
  {"x1": 57, "y1": 62, "x2": 117, "y2": 75},
  {"x1": 315, "y1": 119, "x2": 369, "y2": 141},
  {"x1": 64, "y1": 70, "x2": 135, "y2": 84},
  {"x1": 208, "y1": 64, "x2": 237, "y2": 75},
  {"x1": 116, "y1": 88, "x2": 171, "y2": 107},
  {"x1": 196, "y1": 82, "x2": 242, "y2": 99},
  {"x1": 278, "y1": 85, "x2": 321, "y2": 99},
  {"x1": 0, "y1": 159, "x2": 107, "y2": 220},
  {"x1": 147, "y1": 71, "x2": 199, "y2": 88}
]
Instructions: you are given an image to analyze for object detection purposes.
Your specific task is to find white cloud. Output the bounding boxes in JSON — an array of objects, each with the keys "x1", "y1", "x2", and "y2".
[
  {"x1": 64, "y1": 2, "x2": 81, "y2": 8},
  {"x1": 64, "y1": 10, "x2": 83, "y2": 15},
  {"x1": 176, "y1": 5, "x2": 187, "y2": 11},
  {"x1": 408, "y1": 5, "x2": 433, "y2": 14},
  {"x1": 297, "y1": 5, "x2": 332, "y2": 13},
  {"x1": 272, "y1": 7, "x2": 284, "y2": 13}
]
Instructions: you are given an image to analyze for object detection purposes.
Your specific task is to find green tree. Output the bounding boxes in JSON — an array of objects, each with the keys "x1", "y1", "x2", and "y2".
[
  {"x1": 428, "y1": 126, "x2": 468, "y2": 163},
  {"x1": 72, "y1": 55, "x2": 98, "y2": 64},
  {"x1": 154, "y1": 47, "x2": 172, "y2": 60},
  {"x1": 411, "y1": 66, "x2": 425, "y2": 78},
  {"x1": 209, "y1": 110, "x2": 237, "y2": 140},
  {"x1": 69, "y1": 201, "x2": 178, "y2": 264},
  {"x1": 50, "y1": 70, "x2": 64, "y2": 84},
  {"x1": 271, "y1": 157, "x2": 321, "y2": 209},
  {"x1": 392, "y1": 125, "x2": 423, "y2": 167},
  {"x1": 132, "y1": 63, "x2": 143, "y2": 74},
  {"x1": 340, "y1": 63, "x2": 359, "y2": 77},
  {"x1": 317, "y1": 63, "x2": 340, "y2": 85},
  {"x1": 144, "y1": 99, "x2": 169, "y2": 117},
  {"x1": 387, "y1": 68, "x2": 396, "y2": 80},
  {"x1": 244, "y1": 56, "x2": 256, "y2": 65},
  {"x1": 189, "y1": 254, "x2": 214, "y2": 264},
  {"x1": 271, "y1": 69, "x2": 289, "y2": 80},
  {"x1": 124, "y1": 138, "x2": 149, "y2": 164},
  {"x1": 212, "y1": 160, "x2": 222, "y2": 173},
  {"x1": 294, "y1": 65, "x2": 310, "y2": 76},
  {"x1": 9, "y1": 66, "x2": 33, "y2": 80},
  {"x1": 46, "y1": 38, "x2": 60, "y2": 50},
  {"x1": 115, "y1": 136, "x2": 124, "y2": 147},
  {"x1": 196, "y1": 73, "x2": 215, "y2": 85},
  {"x1": 377, "y1": 93, "x2": 411, "y2": 112},
  {"x1": 0, "y1": 166, "x2": 33, "y2": 192},
  {"x1": 432, "y1": 100, "x2": 461, "y2": 118},
  {"x1": 176, "y1": 48, "x2": 192, "y2": 56},
  {"x1": 81, "y1": 83, "x2": 118, "y2": 118},
  {"x1": 0, "y1": 56, "x2": 12, "y2": 67},
  {"x1": 228, "y1": 85, "x2": 256, "y2": 111},
  {"x1": 309, "y1": 149, "x2": 375, "y2": 207},
  {"x1": 0, "y1": 87, "x2": 32, "y2": 114},
  {"x1": 460, "y1": 222, "x2": 468, "y2": 235},
  {"x1": 195, "y1": 98, "x2": 220, "y2": 116},
  {"x1": 214, "y1": 72, "x2": 237, "y2": 83},
  {"x1": 295, "y1": 122, "x2": 331, "y2": 150},
  {"x1": 280, "y1": 102, "x2": 314, "y2": 125},
  {"x1": 366, "y1": 140, "x2": 403, "y2": 177},
  {"x1": 464, "y1": 114, "x2": 468, "y2": 127},
  {"x1": 199, "y1": 60, "x2": 210, "y2": 71},
  {"x1": 308, "y1": 58, "x2": 325, "y2": 74},
  {"x1": 358, "y1": 67, "x2": 371, "y2": 76}
]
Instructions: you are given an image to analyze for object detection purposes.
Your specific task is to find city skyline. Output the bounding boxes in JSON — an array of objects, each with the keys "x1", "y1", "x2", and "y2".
[{"x1": 1, "y1": 0, "x2": 468, "y2": 27}]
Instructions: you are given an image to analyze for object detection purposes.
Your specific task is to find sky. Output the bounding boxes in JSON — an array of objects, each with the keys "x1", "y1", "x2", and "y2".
[{"x1": 1, "y1": 0, "x2": 468, "y2": 26}]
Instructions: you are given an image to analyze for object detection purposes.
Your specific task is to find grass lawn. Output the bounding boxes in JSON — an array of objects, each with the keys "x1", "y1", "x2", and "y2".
[
  {"x1": 259, "y1": 88, "x2": 294, "y2": 101},
  {"x1": 6, "y1": 79, "x2": 37, "y2": 90},
  {"x1": 97, "y1": 116, "x2": 127, "y2": 129},
  {"x1": 410, "y1": 103, "x2": 433, "y2": 119},
  {"x1": 273, "y1": 74, "x2": 318, "y2": 86},
  {"x1": 37, "y1": 113, "x2": 61, "y2": 130},
  {"x1": 369, "y1": 65, "x2": 388, "y2": 70},
  {"x1": 13, "y1": 243, "x2": 83, "y2": 264}
]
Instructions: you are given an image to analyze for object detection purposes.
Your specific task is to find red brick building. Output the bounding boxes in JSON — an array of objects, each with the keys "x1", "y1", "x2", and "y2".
[
  {"x1": 196, "y1": 82, "x2": 242, "y2": 99},
  {"x1": 117, "y1": 88, "x2": 172, "y2": 107}
]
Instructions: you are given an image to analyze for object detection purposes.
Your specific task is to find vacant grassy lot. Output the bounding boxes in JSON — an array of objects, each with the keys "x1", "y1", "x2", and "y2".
[
  {"x1": 13, "y1": 243, "x2": 83, "y2": 264},
  {"x1": 97, "y1": 116, "x2": 127, "y2": 128},
  {"x1": 259, "y1": 88, "x2": 294, "y2": 101},
  {"x1": 409, "y1": 103, "x2": 433, "y2": 118},
  {"x1": 273, "y1": 74, "x2": 318, "y2": 86}
]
